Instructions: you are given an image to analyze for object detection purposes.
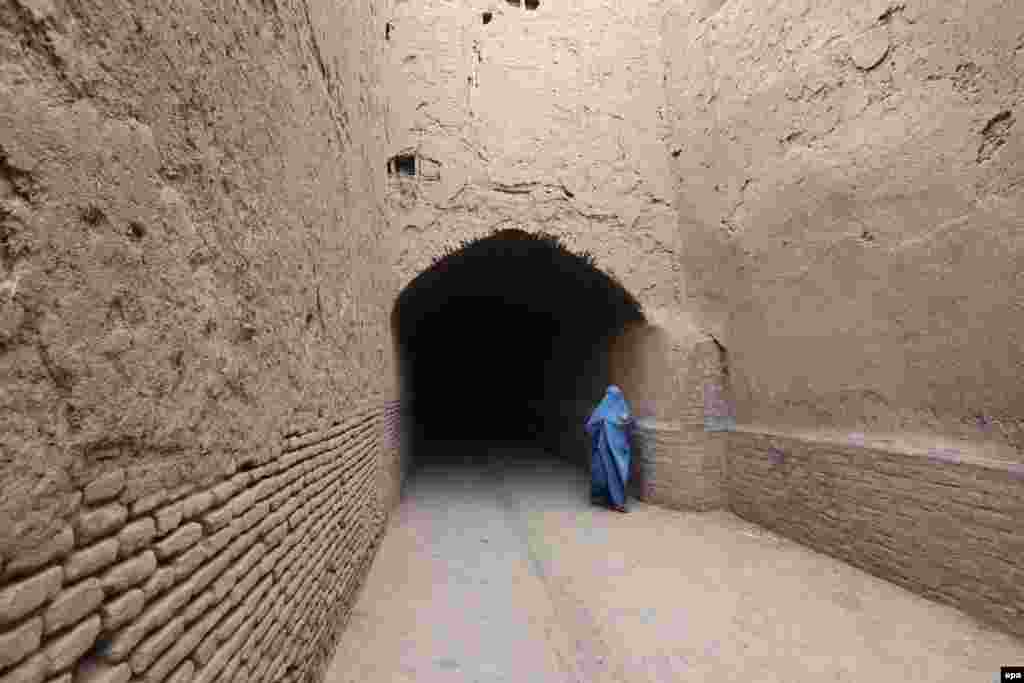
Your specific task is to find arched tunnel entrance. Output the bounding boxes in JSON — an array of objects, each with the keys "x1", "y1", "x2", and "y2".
[{"x1": 392, "y1": 229, "x2": 645, "y2": 470}]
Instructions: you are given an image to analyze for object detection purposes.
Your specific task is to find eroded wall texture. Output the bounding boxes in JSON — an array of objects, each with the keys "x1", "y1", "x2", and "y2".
[
  {"x1": 1, "y1": 0, "x2": 403, "y2": 680},
  {"x1": 384, "y1": 0, "x2": 681, "y2": 309},
  {"x1": 1, "y1": 0, "x2": 396, "y2": 556},
  {"x1": 2, "y1": 0, "x2": 1022, "y2": 677},
  {"x1": 383, "y1": 0, "x2": 715, "y2": 459},
  {"x1": 665, "y1": 0, "x2": 1023, "y2": 452}
]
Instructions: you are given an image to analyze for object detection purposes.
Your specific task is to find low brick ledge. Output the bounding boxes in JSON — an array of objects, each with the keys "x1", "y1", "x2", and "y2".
[
  {"x1": 725, "y1": 426, "x2": 1024, "y2": 640},
  {"x1": 730, "y1": 424, "x2": 1024, "y2": 471},
  {"x1": 0, "y1": 399, "x2": 403, "y2": 683},
  {"x1": 631, "y1": 418, "x2": 725, "y2": 512}
]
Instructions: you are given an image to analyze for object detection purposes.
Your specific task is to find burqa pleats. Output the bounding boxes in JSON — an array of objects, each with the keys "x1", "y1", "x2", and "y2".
[{"x1": 585, "y1": 386, "x2": 632, "y2": 508}]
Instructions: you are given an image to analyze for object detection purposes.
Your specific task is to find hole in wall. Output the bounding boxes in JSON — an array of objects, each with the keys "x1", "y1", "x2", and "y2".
[
  {"x1": 482, "y1": 11, "x2": 493, "y2": 24},
  {"x1": 385, "y1": 21, "x2": 392, "y2": 41},
  {"x1": 388, "y1": 153, "x2": 417, "y2": 177},
  {"x1": 524, "y1": 0, "x2": 539, "y2": 9},
  {"x1": 704, "y1": 336, "x2": 736, "y2": 432},
  {"x1": 392, "y1": 229, "x2": 644, "y2": 468}
]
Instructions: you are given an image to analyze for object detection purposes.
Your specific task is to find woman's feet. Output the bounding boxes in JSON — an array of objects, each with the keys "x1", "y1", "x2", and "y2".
[{"x1": 591, "y1": 493, "x2": 628, "y2": 513}]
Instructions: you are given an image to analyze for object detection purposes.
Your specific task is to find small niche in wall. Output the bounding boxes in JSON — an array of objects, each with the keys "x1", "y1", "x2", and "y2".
[
  {"x1": 506, "y1": 0, "x2": 520, "y2": 6},
  {"x1": 524, "y1": 0, "x2": 539, "y2": 9},
  {"x1": 482, "y1": 11, "x2": 493, "y2": 24},
  {"x1": 385, "y1": 22, "x2": 393, "y2": 41},
  {"x1": 388, "y1": 153, "x2": 417, "y2": 177}
]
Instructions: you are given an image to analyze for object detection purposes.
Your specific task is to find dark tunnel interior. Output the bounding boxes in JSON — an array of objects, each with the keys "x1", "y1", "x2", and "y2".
[{"x1": 392, "y1": 229, "x2": 644, "y2": 467}]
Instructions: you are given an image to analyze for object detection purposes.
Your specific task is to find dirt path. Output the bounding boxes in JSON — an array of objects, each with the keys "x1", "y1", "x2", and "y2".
[{"x1": 325, "y1": 445, "x2": 1023, "y2": 682}]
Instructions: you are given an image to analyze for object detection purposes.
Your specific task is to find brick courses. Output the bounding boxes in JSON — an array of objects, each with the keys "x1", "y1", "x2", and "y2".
[
  {"x1": 725, "y1": 429, "x2": 1024, "y2": 639},
  {"x1": 0, "y1": 401, "x2": 401, "y2": 683}
]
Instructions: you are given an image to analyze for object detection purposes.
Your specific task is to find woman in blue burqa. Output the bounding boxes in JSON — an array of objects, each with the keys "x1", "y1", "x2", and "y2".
[{"x1": 585, "y1": 385, "x2": 633, "y2": 513}]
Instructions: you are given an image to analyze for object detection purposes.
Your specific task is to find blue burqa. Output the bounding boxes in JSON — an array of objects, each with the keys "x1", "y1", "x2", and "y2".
[{"x1": 585, "y1": 385, "x2": 633, "y2": 508}]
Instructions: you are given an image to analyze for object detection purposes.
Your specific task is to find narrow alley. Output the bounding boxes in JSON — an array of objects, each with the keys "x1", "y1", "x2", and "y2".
[{"x1": 327, "y1": 444, "x2": 1023, "y2": 683}]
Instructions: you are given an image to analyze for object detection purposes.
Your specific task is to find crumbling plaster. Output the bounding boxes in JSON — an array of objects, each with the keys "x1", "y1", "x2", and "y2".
[
  {"x1": 0, "y1": 0, "x2": 399, "y2": 557},
  {"x1": 665, "y1": 0, "x2": 1023, "y2": 452},
  {"x1": 383, "y1": 0, "x2": 683, "y2": 314}
]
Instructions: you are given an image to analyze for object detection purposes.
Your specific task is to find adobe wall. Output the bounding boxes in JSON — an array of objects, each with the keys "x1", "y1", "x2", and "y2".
[
  {"x1": 383, "y1": 0, "x2": 683, "y2": 313},
  {"x1": 1, "y1": 0, "x2": 403, "y2": 680},
  {"x1": 726, "y1": 428, "x2": 1024, "y2": 638},
  {"x1": 664, "y1": 0, "x2": 1024, "y2": 452},
  {"x1": 383, "y1": 0, "x2": 718, "y2": 464},
  {"x1": 0, "y1": 405, "x2": 401, "y2": 683},
  {"x1": 659, "y1": 0, "x2": 1024, "y2": 636}
]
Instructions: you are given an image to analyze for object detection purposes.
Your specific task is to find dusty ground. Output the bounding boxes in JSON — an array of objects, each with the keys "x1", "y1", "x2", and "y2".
[{"x1": 327, "y1": 443, "x2": 1023, "y2": 683}]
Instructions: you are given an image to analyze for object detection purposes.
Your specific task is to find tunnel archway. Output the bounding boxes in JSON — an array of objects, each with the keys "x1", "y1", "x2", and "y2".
[{"x1": 392, "y1": 228, "x2": 645, "y2": 468}]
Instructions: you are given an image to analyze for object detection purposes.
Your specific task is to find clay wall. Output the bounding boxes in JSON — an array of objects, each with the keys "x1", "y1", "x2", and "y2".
[
  {"x1": 1, "y1": 0, "x2": 404, "y2": 680},
  {"x1": 383, "y1": 0, "x2": 682, "y2": 313},
  {"x1": 726, "y1": 429, "x2": 1024, "y2": 638},
  {"x1": 626, "y1": 339, "x2": 729, "y2": 510},
  {"x1": 0, "y1": 404, "x2": 400, "y2": 683},
  {"x1": 664, "y1": 0, "x2": 1024, "y2": 451},
  {"x1": 1, "y1": 0, "x2": 399, "y2": 556}
]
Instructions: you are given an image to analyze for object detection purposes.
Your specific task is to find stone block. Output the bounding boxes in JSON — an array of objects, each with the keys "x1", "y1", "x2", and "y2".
[
  {"x1": 140, "y1": 621, "x2": 201, "y2": 683},
  {"x1": 84, "y1": 470, "x2": 126, "y2": 505},
  {"x1": 155, "y1": 524, "x2": 202, "y2": 560},
  {"x1": 105, "y1": 578, "x2": 194, "y2": 661},
  {"x1": 166, "y1": 661, "x2": 194, "y2": 683},
  {"x1": 118, "y1": 518, "x2": 156, "y2": 559},
  {"x1": 226, "y1": 489, "x2": 258, "y2": 518},
  {"x1": 264, "y1": 521, "x2": 288, "y2": 547},
  {"x1": 101, "y1": 589, "x2": 145, "y2": 631},
  {"x1": 75, "y1": 656, "x2": 131, "y2": 683},
  {"x1": 190, "y1": 549, "x2": 231, "y2": 597},
  {"x1": 129, "y1": 615, "x2": 184, "y2": 674},
  {"x1": 0, "y1": 651, "x2": 47, "y2": 683},
  {"x1": 130, "y1": 492, "x2": 168, "y2": 518},
  {"x1": 181, "y1": 587, "x2": 215, "y2": 625},
  {"x1": 200, "y1": 505, "x2": 233, "y2": 533},
  {"x1": 221, "y1": 655, "x2": 244, "y2": 682},
  {"x1": 202, "y1": 521, "x2": 238, "y2": 558},
  {"x1": 43, "y1": 578, "x2": 102, "y2": 635},
  {"x1": 0, "y1": 566, "x2": 63, "y2": 627},
  {"x1": 210, "y1": 478, "x2": 241, "y2": 505},
  {"x1": 65, "y1": 539, "x2": 119, "y2": 583},
  {"x1": 101, "y1": 551, "x2": 156, "y2": 594},
  {"x1": 44, "y1": 614, "x2": 100, "y2": 673},
  {"x1": 3, "y1": 528, "x2": 75, "y2": 580},
  {"x1": 154, "y1": 503, "x2": 183, "y2": 537},
  {"x1": 140, "y1": 567, "x2": 175, "y2": 601},
  {"x1": 240, "y1": 502, "x2": 269, "y2": 531},
  {"x1": 76, "y1": 505, "x2": 128, "y2": 544},
  {"x1": 171, "y1": 544, "x2": 208, "y2": 582},
  {"x1": 180, "y1": 491, "x2": 214, "y2": 521}
]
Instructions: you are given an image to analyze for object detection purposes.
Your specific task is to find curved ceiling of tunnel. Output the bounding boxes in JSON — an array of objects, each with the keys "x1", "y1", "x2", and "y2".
[
  {"x1": 392, "y1": 229, "x2": 645, "y2": 445},
  {"x1": 392, "y1": 228, "x2": 645, "y2": 347}
]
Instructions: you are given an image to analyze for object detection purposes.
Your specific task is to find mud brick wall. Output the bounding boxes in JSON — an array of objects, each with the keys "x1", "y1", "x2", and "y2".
[
  {"x1": 626, "y1": 338, "x2": 729, "y2": 511},
  {"x1": 0, "y1": 401, "x2": 401, "y2": 683},
  {"x1": 665, "y1": 0, "x2": 1024, "y2": 450},
  {"x1": 726, "y1": 430, "x2": 1024, "y2": 638},
  {"x1": 631, "y1": 420, "x2": 724, "y2": 512}
]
